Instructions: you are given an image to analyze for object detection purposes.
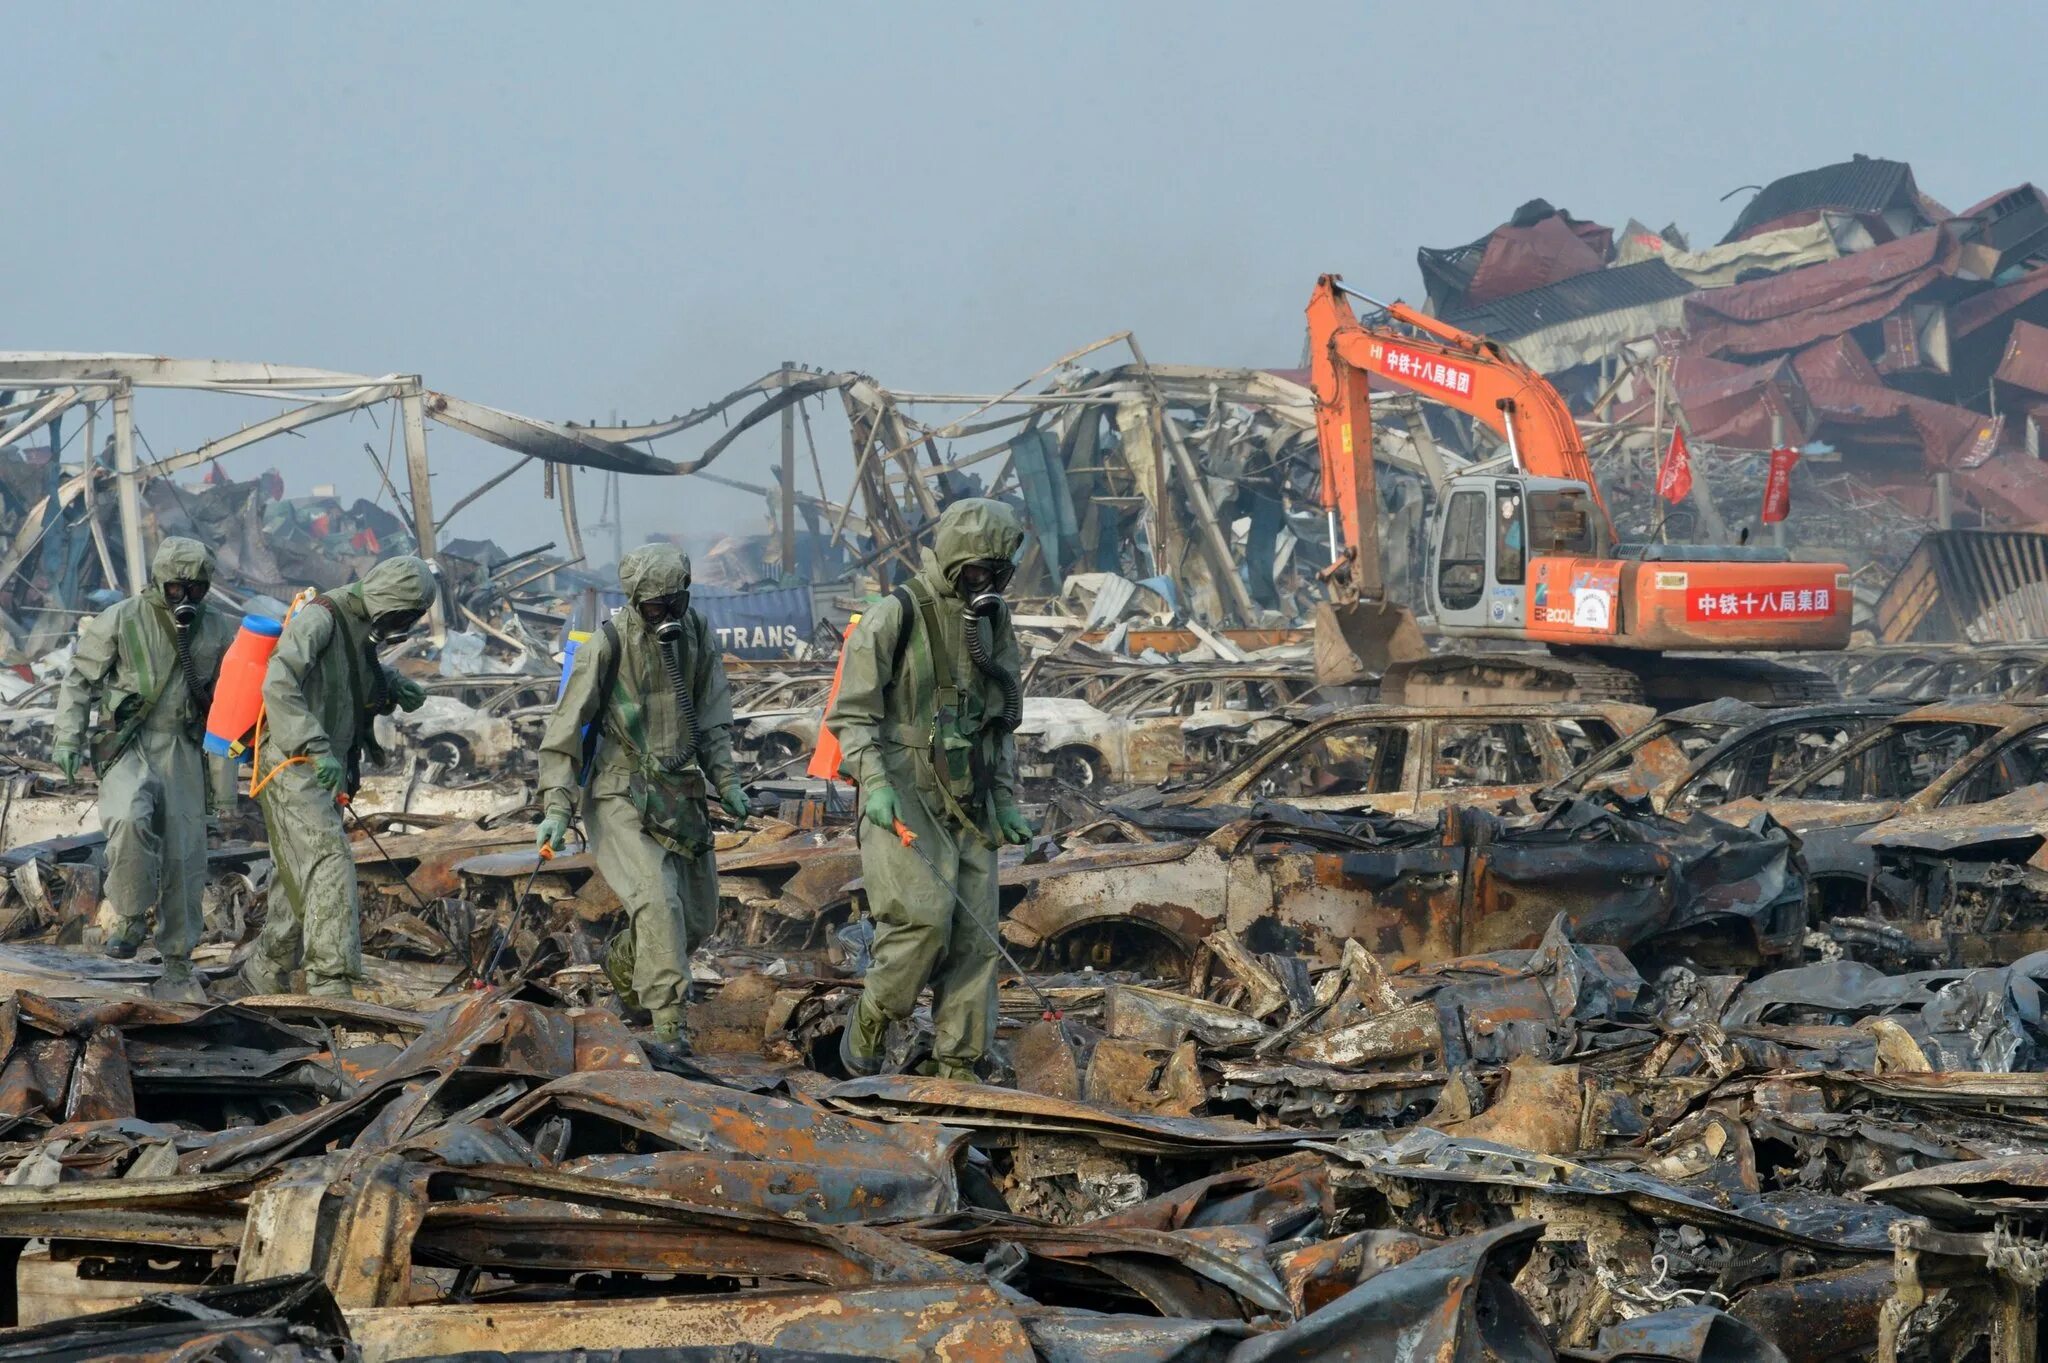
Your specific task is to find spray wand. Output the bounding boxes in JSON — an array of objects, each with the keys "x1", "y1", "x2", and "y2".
[{"x1": 890, "y1": 818, "x2": 1063, "y2": 1025}]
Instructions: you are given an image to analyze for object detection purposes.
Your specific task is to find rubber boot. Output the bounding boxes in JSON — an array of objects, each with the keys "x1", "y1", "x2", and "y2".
[
  {"x1": 605, "y1": 929, "x2": 641, "y2": 1012},
  {"x1": 651, "y1": 1005, "x2": 689, "y2": 1052},
  {"x1": 101, "y1": 914, "x2": 148, "y2": 961},
  {"x1": 838, "y1": 992, "x2": 886, "y2": 1078},
  {"x1": 933, "y1": 1059, "x2": 981, "y2": 1084},
  {"x1": 234, "y1": 956, "x2": 290, "y2": 997},
  {"x1": 149, "y1": 958, "x2": 208, "y2": 1006},
  {"x1": 307, "y1": 976, "x2": 357, "y2": 1001}
]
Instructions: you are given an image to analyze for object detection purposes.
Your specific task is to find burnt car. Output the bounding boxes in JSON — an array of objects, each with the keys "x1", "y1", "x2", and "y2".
[
  {"x1": 1861, "y1": 647, "x2": 2048, "y2": 701},
  {"x1": 1005, "y1": 796, "x2": 1806, "y2": 975},
  {"x1": 1718, "y1": 701, "x2": 2048, "y2": 921},
  {"x1": 1545, "y1": 699, "x2": 1914, "y2": 812},
  {"x1": 728, "y1": 673, "x2": 834, "y2": 773},
  {"x1": 1856, "y1": 784, "x2": 2048, "y2": 967},
  {"x1": 1825, "y1": 644, "x2": 2048, "y2": 701},
  {"x1": 1015, "y1": 669, "x2": 1314, "y2": 791},
  {"x1": 1121, "y1": 702, "x2": 1652, "y2": 817}
]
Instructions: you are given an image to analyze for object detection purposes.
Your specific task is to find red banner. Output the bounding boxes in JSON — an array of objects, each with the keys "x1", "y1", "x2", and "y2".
[
  {"x1": 1761, "y1": 446, "x2": 1797, "y2": 524},
  {"x1": 1656, "y1": 428, "x2": 1693, "y2": 504},
  {"x1": 1685, "y1": 584, "x2": 1836, "y2": 622}
]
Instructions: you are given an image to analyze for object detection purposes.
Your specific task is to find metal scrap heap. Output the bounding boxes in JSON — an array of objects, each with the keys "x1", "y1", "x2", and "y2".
[{"x1": 0, "y1": 763, "x2": 2040, "y2": 1362}]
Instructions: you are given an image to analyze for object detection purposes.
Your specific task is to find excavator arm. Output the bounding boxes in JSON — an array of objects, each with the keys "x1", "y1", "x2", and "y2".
[{"x1": 1306, "y1": 273, "x2": 1614, "y2": 578}]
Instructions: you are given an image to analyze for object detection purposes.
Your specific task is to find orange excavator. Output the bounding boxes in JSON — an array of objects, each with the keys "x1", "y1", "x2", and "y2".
[{"x1": 1307, "y1": 274, "x2": 1852, "y2": 706}]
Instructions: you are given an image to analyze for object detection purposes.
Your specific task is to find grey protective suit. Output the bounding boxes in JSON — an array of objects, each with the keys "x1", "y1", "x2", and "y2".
[
  {"x1": 242, "y1": 555, "x2": 435, "y2": 997},
  {"x1": 826, "y1": 499, "x2": 1026, "y2": 1077},
  {"x1": 53, "y1": 537, "x2": 233, "y2": 987},
  {"x1": 537, "y1": 545, "x2": 737, "y2": 1024}
]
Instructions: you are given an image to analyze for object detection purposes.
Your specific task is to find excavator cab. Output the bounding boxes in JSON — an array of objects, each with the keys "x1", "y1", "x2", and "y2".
[{"x1": 1429, "y1": 474, "x2": 1606, "y2": 634}]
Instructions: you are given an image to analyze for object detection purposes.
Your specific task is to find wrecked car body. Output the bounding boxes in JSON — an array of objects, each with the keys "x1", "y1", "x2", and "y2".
[
  {"x1": 1122, "y1": 702, "x2": 1652, "y2": 818},
  {"x1": 1547, "y1": 699, "x2": 1913, "y2": 813},
  {"x1": 1015, "y1": 668, "x2": 1314, "y2": 793}
]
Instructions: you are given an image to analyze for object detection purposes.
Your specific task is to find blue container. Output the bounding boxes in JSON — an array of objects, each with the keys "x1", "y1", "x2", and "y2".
[{"x1": 559, "y1": 630, "x2": 589, "y2": 699}]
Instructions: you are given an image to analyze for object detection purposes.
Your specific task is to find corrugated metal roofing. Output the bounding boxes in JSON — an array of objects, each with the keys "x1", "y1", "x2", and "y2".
[
  {"x1": 1417, "y1": 201, "x2": 1611, "y2": 312},
  {"x1": 1441, "y1": 259, "x2": 1693, "y2": 341},
  {"x1": 1965, "y1": 185, "x2": 2048, "y2": 275},
  {"x1": 1721, "y1": 156, "x2": 1917, "y2": 244},
  {"x1": 1417, "y1": 237, "x2": 1488, "y2": 312},
  {"x1": 1998, "y1": 320, "x2": 2048, "y2": 397}
]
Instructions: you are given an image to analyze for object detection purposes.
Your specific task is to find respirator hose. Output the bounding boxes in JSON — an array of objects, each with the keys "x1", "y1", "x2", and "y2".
[
  {"x1": 174, "y1": 621, "x2": 210, "y2": 717},
  {"x1": 658, "y1": 635, "x2": 700, "y2": 768},
  {"x1": 963, "y1": 594, "x2": 1021, "y2": 732}
]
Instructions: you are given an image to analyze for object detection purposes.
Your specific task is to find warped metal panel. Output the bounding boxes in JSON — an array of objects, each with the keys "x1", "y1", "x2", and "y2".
[{"x1": 1875, "y1": 529, "x2": 2048, "y2": 642}]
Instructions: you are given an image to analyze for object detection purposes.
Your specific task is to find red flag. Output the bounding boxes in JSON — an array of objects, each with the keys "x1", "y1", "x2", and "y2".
[
  {"x1": 1761, "y1": 446, "x2": 1798, "y2": 524},
  {"x1": 1655, "y1": 428, "x2": 1693, "y2": 504}
]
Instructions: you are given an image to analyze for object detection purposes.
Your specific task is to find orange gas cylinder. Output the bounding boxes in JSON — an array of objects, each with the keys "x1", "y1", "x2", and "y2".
[{"x1": 204, "y1": 614, "x2": 284, "y2": 760}]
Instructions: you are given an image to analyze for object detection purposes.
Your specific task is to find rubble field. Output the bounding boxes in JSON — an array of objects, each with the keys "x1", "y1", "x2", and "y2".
[{"x1": 10, "y1": 150, "x2": 2048, "y2": 1361}]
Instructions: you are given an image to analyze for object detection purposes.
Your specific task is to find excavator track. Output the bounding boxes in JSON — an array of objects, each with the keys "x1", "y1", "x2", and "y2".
[
  {"x1": 1629, "y1": 653, "x2": 1841, "y2": 708},
  {"x1": 1380, "y1": 649, "x2": 1839, "y2": 711},
  {"x1": 1382, "y1": 651, "x2": 1645, "y2": 707}
]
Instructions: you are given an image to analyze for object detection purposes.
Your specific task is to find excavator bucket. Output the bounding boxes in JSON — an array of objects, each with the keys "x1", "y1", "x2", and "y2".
[{"x1": 1312, "y1": 599, "x2": 1429, "y2": 687}]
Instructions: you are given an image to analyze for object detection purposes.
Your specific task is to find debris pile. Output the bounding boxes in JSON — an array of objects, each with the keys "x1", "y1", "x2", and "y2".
[
  {"x1": 1, "y1": 778, "x2": 2045, "y2": 1361},
  {"x1": 1416, "y1": 158, "x2": 2048, "y2": 586}
]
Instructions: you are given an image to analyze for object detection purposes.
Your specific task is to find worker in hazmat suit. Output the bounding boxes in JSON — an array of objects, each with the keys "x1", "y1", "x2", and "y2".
[
  {"x1": 236, "y1": 555, "x2": 435, "y2": 998},
  {"x1": 52, "y1": 537, "x2": 234, "y2": 1002},
  {"x1": 536, "y1": 543, "x2": 748, "y2": 1047},
  {"x1": 827, "y1": 497, "x2": 1034, "y2": 1081}
]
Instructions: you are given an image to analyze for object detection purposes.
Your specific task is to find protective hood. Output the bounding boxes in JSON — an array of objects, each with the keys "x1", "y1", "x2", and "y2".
[
  {"x1": 360, "y1": 555, "x2": 437, "y2": 618},
  {"x1": 921, "y1": 498, "x2": 1024, "y2": 598},
  {"x1": 619, "y1": 543, "x2": 692, "y2": 603},
  {"x1": 150, "y1": 537, "x2": 215, "y2": 585},
  {"x1": 143, "y1": 536, "x2": 216, "y2": 611}
]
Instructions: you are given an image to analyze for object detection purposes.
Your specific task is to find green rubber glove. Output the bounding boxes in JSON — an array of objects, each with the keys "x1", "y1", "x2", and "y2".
[
  {"x1": 311, "y1": 752, "x2": 347, "y2": 791},
  {"x1": 536, "y1": 812, "x2": 568, "y2": 854},
  {"x1": 996, "y1": 801, "x2": 1035, "y2": 845},
  {"x1": 52, "y1": 744, "x2": 80, "y2": 783},
  {"x1": 391, "y1": 677, "x2": 427, "y2": 713},
  {"x1": 721, "y1": 781, "x2": 751, "y2": 819},
  {"x1": 863, "y1": 783, "x2": 901, "y2": 831}
]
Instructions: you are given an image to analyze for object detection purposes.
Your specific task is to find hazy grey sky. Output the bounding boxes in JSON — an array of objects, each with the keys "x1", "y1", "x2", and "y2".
[{"x1": 16, "y1": 2, "x2": 2046, "y2": 564}]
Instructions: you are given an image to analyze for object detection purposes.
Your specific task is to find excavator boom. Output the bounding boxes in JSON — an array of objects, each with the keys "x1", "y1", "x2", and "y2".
[{"x1": 1308, "y1": 274, "x2": 1612, "y2": 559}]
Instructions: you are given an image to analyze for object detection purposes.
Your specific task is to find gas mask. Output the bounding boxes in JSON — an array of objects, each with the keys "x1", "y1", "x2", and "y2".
[
  {"x1": 162, "y1": 579, "x2": 208, "y2": 628},
  {"x1": 953, "y1": 558, "x2": 1014, "y2": 600},
  {"x1": 637, "y1": 590, "x2": 690, "y2": 643},
  {"x1": 372, "y1": 608, "x2": 427, "y2": 642}
]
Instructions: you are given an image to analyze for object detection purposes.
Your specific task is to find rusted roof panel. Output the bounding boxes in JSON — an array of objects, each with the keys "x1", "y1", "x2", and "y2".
[{"x1": 1721, "y1": 155, "x2": 1919, "y2": 244}]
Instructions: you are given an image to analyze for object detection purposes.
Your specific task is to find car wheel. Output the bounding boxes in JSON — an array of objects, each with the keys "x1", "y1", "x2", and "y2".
[
  {"x1": 421, "y1": 735, "x2": 472, "y2": 782},
  {"x1": 1051, "y1": 746, "x2": 1105, "y2": 791}
]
